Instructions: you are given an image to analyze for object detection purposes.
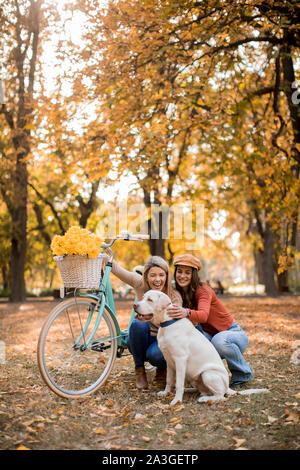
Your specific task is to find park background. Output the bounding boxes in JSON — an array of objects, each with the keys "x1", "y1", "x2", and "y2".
[{"x1": 0, "y1": 0, "x2": 300, "y2": 301}]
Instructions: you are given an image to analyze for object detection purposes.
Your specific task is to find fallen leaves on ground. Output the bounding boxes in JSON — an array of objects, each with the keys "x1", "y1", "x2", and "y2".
[{"x1": 0, "y1": 296, "x2": 299, "y2": 450}]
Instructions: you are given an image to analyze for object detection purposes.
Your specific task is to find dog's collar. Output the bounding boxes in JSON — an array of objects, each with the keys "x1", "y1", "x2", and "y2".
[{"x1": 160, "y1": 319, "x2": 179, "y2": 328}]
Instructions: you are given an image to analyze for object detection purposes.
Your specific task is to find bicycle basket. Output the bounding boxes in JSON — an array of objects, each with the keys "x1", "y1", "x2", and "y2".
[{"x1": 54, "y1": 254, "x2": 105, "y2": 288}]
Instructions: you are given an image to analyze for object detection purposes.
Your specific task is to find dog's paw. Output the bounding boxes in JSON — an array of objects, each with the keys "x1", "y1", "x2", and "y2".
[
  {"x1": 157, "y1": 390, "x2": 169, "y2": 398},
  {"x1": 197, "y1": 396, "x2": 210, "y2": 403},
  {"x1": 198, "y1": 395, "x2": 226, "y2": 403},
  {"x1": 170, "y1": 397, "x2": 182, "y2": 406}
]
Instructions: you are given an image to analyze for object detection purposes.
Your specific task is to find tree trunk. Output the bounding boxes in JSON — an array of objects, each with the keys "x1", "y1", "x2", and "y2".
[
  {"x1": 1, "y1": 266, "x2": 9, "y2": 291},
  {"x1": 142, "y1": 177, "x2": 166, "y2": 259},
  {"x1": 254, "y1": 249, "x2": 265, "y2": 285},
  {"x1": 76, "y1": 181, "x2": 101, "y2": 228},
  {"x1": 9, "y1": 158, "x2": 28, "y2": 302},
  {"x1": 277, "y1": 270, "x2": 290, "y2": 293},
  {"x1": 10, "y1": 225, "x2": 27, "y2": 301},
  {"x1": 147, "y1": 209, "x2": 165, "y2": 258},
  {"x1": 262, "y1": 223, "x2": 278, "y2": 297},
  {"x1": 148, "y1": 237, "x2": 165, "y2": 258},
  {"x1": 281, "y1": 32, "x2": 300, "y2": 167}
]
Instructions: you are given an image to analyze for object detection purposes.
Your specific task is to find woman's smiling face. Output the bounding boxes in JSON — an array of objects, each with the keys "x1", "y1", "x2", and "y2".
[
  {"x1": 175, "y1": 265, "x2": 193, "y2": 291},
  {"x1": 146, "y1": 266, "x2": 167, "y2": 291}
]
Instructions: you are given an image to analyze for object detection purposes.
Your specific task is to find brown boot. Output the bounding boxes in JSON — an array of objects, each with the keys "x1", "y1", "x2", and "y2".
[
  {"x1": 135, "y1": 366, "x2": 148, "y2": 390},
  {"x1": 153, "y1": 368, "x2": 167, "y2": 387}
]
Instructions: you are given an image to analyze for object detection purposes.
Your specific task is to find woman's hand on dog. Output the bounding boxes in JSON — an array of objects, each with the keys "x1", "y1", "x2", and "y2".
[{"x1": 167, "y1": 304, "x2": 189, "y2": 319}]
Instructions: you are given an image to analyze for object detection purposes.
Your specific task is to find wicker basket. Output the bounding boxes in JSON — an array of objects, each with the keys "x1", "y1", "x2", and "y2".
[{"x1": 54, "y1": 254, "x2": 105, "y2": 288}]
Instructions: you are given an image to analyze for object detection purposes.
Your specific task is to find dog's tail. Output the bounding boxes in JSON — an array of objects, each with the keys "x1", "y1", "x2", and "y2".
[
  {"x1": 227, "y1": 388, "x2": 270, "y2": 396},
  {"x1": 239, "y1": 388, "x2": 270, "y2": 395}
]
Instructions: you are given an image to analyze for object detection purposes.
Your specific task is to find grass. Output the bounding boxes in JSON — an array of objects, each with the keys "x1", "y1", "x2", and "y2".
[{"x1": 0, "y1": 295, "x2": 299, "y2": 451}]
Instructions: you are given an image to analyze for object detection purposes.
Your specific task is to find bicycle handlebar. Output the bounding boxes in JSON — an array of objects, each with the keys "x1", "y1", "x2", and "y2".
[
  {"x1": 100, "y1": 231, "x2": 149, "y2": 255},
  {"x1": 118, "y1": 230, "x2": 150, "y2": 241},
  {"x1": 128, "y1": 233, "x2": 150, "y2": 241}
]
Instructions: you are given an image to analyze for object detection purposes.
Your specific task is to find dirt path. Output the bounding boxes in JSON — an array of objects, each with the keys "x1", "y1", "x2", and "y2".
[{"x1": 0, "y1": 295, "x2": 299, "y2": 450}]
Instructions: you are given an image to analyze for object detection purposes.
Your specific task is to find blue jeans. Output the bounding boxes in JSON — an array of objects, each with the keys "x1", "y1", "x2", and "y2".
[
  {"x1": 126, "y1": 319, "x2": 166, "y2": 369},
  {"x1": 196, "y1": 322, "x2": 253, "y2": 385}
]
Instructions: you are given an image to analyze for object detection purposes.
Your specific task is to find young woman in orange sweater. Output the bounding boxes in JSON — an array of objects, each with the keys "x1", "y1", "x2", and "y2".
[{"x1": 167, "y1": 254, "x2": 253, "y2": 387}]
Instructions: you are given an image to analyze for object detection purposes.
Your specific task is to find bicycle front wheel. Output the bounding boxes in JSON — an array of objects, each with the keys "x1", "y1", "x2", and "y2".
[{"x1": 37, "y1": 296, "x2": 118, "y2": 398}]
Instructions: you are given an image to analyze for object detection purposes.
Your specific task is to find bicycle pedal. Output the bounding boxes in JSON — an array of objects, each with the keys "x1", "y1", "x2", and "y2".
[
  {"x1": 117, "y1": 346, "x2": 125, "y2": 358},
  {"x1": 91, "y1": 341, "x2": 111, "y2": 352}
]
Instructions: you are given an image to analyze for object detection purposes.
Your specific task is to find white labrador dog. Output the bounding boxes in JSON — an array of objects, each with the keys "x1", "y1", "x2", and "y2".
[{"x1": 134, "y1": 290, "x2": 268, "y2": 405}]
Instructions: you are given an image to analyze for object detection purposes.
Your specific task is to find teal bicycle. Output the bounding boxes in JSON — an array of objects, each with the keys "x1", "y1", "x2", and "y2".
[{"x1": 37, "y1": 232, "x2": 149, "y2": 399}]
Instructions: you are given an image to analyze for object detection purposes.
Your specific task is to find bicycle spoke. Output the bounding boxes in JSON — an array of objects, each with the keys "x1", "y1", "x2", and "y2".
[
  {"x1": 65, "y1": 307, "x2": 76, "y2": 346},
  {"x1": 74, "y1": 296, "x2": 88, "y2": 349}
]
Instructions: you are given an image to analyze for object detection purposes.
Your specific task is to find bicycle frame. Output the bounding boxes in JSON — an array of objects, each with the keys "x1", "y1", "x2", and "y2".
[{"x1": 75, "y1": 254, "x2": 136, "y2": 354}]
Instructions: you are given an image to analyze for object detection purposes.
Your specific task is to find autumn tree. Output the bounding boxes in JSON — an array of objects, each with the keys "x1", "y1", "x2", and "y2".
[
  {"x1": 0, "y1": 0, "x2": 58, "y2": 301},
  {"x1": 195, "y1": 0, "x2": 300, "y2": 294},
  {"x1": 0, "y1": 1, "x2": 114, "y2": 297}
]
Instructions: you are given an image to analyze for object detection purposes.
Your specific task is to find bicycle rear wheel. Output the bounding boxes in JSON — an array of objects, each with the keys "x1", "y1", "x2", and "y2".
[{"x1": 37, "y1": 296, "x2": 118, "y2": 398}]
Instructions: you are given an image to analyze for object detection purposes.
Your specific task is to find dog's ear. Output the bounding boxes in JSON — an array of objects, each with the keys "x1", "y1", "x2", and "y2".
[{"x1": 158, "y1": 293, "x2": 171, "y2": 311}]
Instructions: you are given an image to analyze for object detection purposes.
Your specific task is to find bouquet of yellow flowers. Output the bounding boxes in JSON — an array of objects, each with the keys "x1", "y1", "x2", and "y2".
[{"x1": 51, "y1": 226, "x2": 102, "y2": 259}]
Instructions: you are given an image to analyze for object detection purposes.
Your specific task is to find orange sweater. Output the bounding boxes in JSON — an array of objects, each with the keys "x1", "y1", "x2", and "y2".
[{"x1": 188, "y1": 285, "x2": 234, "y2": 336}]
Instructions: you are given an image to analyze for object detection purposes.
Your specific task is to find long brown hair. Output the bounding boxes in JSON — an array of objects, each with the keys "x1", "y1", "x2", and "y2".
[{"x1": 174, "y1": 266, "x2": 202, "y2": 309}]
